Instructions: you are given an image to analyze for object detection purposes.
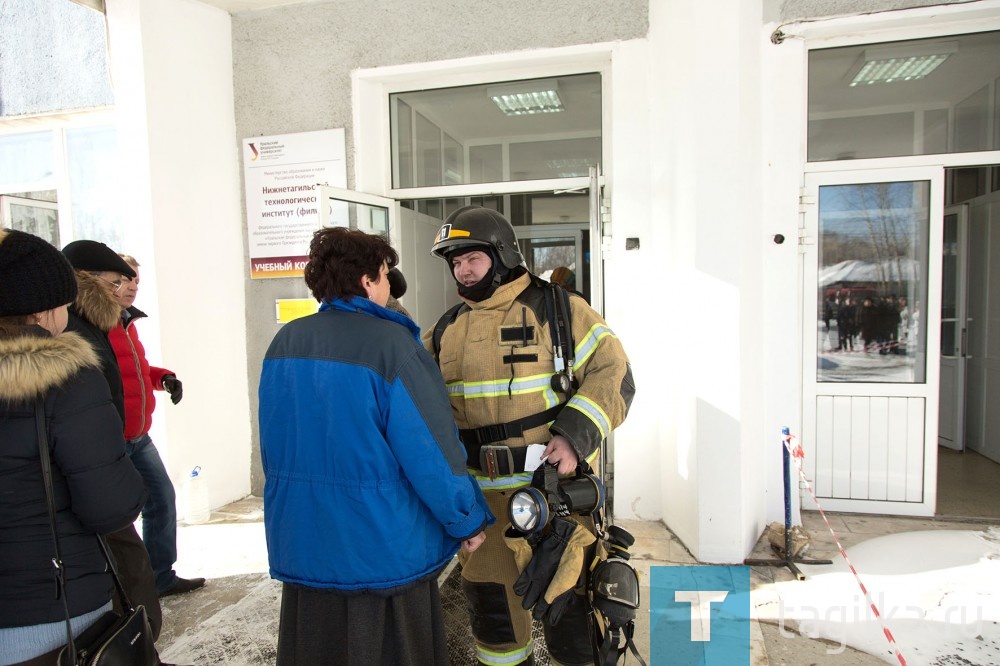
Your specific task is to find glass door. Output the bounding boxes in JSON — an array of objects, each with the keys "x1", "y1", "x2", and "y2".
[
  {"x1": 939, "y1": 205, "x2": 969, "y2": 451},
  {"x1": 802, "y1": 167, "x2": 944, "y2": 516},
  {"x1": 317, "y1": 186, "x2": 395, "y2": 237}
]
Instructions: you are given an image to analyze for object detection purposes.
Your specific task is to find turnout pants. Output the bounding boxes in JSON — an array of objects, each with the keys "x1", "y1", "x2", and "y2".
[{"x1": 460, "y1": 489, "x2": 596, "y2": 666}]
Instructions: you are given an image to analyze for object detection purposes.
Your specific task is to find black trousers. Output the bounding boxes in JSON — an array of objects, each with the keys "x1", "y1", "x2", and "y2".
[{"x1": 277, "y1": 578, "x2": 449, "y2": 666}]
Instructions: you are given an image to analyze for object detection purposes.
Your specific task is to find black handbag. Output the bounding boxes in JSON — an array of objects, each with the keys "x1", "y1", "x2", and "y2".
[{"x1": 34, "y1": 398, "x2": 159, "y2": 666}]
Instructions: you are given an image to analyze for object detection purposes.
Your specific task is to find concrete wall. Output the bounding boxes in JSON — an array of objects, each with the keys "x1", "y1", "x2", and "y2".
[
  {"x1": 106, "y1": 0, "x2": 251, "y2": 515},
  {"x1": 0, "y1": 0, "x2": 113, "y2": 116},
  {"x1": 776, "y1": 0, "x2": 973, "y2": 22},
  {"x1": 231, "y1": 0, "x2": 649, "y2": 497}
]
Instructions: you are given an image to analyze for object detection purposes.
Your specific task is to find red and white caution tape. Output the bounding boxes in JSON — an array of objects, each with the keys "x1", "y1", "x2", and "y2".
[{"x1": 782, "y1": 431, "x2": 908, "y2": 666}]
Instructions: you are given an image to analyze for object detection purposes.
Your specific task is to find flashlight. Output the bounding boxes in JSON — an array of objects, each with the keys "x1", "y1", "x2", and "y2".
[
  {"x1": 507, "y1": 468, "x2": 605, "y2": 535},
  {"x1": 509, "y1": 487, "x2": 549, "y2": 533}
]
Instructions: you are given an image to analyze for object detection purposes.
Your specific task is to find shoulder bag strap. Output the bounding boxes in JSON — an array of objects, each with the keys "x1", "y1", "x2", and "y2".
[
  {"x1": 35, "y1": 398, "x2": 136, "y2": 665},
  {"x1": 96, "y1": 533, "x2": 134, "y2": 610},
  {"x1": 35, "y1": 397, "x2": 77, "y2": 664}
]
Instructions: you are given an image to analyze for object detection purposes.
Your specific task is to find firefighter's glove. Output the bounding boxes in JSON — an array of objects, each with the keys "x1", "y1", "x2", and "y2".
[
  {"x1": 503, "y1": 525, "x2": 533, "y2": 574},
  {"x1": 162, "y1": 375, "x2": 183, "y2": 404},
  {"x1": 535, "y1": 520, "x2": 595, "y2": 625},
  {"x1": 513, "y1": 517, "x2": 595, "y2": 625}
]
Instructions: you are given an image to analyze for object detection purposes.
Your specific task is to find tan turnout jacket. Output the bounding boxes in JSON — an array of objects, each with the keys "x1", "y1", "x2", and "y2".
[{"x1": 423, "y1": 272, "x2": 635, "y2": 489}]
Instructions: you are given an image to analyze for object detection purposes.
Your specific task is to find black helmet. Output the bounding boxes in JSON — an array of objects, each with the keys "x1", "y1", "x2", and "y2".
[{"x1": 431, "y1": 206, "x2": 525, "y2": 269}]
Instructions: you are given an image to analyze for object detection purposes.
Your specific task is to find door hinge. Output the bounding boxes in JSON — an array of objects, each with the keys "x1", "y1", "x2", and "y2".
[
  {"x1": 798, "y1": 188, "x2": 817, "y2": 251},
  {"x1": 601, "y1": 195, "x2": 612, "y2": 251},
  {"x1": 799, "y1": 189, "x2": 817, "y2": 213}
]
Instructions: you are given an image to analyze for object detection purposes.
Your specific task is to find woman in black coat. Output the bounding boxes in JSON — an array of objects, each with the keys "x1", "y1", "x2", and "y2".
[{"x1": 0, "y1": 229, "x2": 146, "y2": 665}]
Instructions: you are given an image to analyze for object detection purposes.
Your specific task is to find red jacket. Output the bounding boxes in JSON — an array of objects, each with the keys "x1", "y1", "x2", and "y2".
[{"x1": 108, "y1": 307, "x2": 173, "y2": 440}]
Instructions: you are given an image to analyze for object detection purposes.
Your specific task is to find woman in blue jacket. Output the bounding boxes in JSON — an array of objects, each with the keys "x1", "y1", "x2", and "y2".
[{"x1": 259, "y1": 227, "x2": 492, "y2": 666}]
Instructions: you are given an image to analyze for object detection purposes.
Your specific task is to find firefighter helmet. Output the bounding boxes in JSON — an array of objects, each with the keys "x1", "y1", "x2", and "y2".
[{"x1": 431, "y1": 206, "x2": 525, "y2": 269}]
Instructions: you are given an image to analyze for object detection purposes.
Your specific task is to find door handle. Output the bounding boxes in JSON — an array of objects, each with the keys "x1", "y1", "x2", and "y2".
[{"x1": 961, "y1": 328, "x2": 967, "y2": 357}]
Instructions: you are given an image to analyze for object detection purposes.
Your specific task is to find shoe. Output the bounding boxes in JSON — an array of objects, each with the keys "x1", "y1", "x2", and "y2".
[{"x1": 159, "y1": 576, "x2": 206, "y2": 597}]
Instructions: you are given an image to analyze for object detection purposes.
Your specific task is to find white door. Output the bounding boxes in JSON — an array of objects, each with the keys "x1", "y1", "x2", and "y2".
[
  {"x1": 965, "y1": 191, "x2": 1000, "y2": 464},
  {"x1": 397, "y1": 206, "x2": 461, "y2": 333},
  {"x1": 938, "y1": 204, "x2": 969, "y2": 451},
  {"x1": 802, "y1": 167, "x2": 944, "y2": 516}
]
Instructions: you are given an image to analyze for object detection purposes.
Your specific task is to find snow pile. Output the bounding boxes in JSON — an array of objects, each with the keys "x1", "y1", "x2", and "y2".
[{"x1": 757, "y1": 528, "x2": 1000, "y2": 664}]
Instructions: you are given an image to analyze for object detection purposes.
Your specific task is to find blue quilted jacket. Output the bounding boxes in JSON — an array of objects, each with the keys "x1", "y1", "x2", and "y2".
[{"x1": 259, "y1": 296, "x2": 493, "y2": 592}]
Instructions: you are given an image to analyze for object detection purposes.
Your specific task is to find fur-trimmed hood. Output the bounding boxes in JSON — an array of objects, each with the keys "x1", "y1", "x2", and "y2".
[
  {"x1": 71, "y1": 270, "x2": 122, "y2": 332},
  {"x1": 0, "y1": 326, "x2": 99, "y2": 402}
]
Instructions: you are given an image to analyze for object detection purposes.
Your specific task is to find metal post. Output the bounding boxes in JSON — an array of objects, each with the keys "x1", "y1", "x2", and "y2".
[{"x1": 744, "y1": 428, "x2": 831, "y2": 580}]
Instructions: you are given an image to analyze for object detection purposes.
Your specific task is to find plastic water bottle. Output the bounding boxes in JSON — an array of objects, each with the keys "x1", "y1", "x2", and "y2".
[{"x1": 186, "y1": 466, "x2": 210, "y2": 525}]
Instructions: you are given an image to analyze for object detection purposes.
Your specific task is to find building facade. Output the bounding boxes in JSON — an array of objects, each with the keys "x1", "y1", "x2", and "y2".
[{"x1": 2, "y1": 0, "x2": 997, "y2": 562}]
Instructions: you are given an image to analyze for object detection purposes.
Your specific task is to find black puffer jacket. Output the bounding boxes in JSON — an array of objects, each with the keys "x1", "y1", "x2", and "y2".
[
  {"x1": 64, "y1": 270, "x2": 126, "y2": 425},
  {"x1": 0, "y1": 324, "x2": 146, "y2": 628}
]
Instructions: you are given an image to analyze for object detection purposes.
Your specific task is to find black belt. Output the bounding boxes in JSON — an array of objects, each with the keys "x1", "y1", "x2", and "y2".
[{"x1": 460, "y1": 404, "x2": 563, "y2": 477}]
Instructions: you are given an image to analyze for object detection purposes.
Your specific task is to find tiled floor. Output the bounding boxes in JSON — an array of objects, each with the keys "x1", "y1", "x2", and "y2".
[
  {"x1": 158, "y1": 447, "x2": 1000, "y2": 664},
  {"x1": 936, "y1": 447, "x2": 1000, "y2": 520}
]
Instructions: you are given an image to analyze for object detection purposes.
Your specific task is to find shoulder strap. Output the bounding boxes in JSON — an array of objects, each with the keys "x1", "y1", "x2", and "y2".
[
  {"x1": 36, "y1": 397, "x2": 77, "y2": 663},
  {"x1": 544, "y1": 282, "x2": 577, "y2": 382},
  {"x1": 35, "y1": 397, "x2": 136, "y2": 666},
  {"x1": 432, "y1": 302, "x2": 467, "y2": 361}
]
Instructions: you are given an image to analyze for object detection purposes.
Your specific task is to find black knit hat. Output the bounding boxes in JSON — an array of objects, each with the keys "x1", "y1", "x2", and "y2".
[
  {"x1": 0, "y1": 229, "x2": 79, "y2": 317},
  {"x1": 387, "y1": 267, "x2": 407, "y2": 299},
  {"x1": 62, "y1": 239, "x2": 137, "y2": 278}
]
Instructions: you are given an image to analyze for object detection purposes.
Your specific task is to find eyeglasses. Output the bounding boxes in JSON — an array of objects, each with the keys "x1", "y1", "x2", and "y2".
[{"x1": 94, "y1": 275, "x2": 128, "y2": 294}]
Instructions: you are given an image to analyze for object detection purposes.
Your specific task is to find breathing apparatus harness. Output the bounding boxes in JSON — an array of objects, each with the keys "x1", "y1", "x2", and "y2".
[{"x1": 432, "y1": 277, "x2": 578, "y2": 476}]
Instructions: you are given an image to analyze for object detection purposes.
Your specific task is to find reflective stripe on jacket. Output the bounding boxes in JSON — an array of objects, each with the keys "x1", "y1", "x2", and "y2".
[{"x1": 422, "y1": 273, "x2": 635, "y2": 486}]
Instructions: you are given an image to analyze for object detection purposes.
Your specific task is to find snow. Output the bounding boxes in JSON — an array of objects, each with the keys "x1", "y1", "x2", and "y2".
[{"x1": 756, "y1": 527, "x2": 1000, "y2": 665}]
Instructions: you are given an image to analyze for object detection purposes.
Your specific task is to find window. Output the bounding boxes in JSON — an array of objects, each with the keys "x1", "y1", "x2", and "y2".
[
  {"x1": 0, "y1": 123, "x2": 121, "y2": 248},
  {"x1": 390, "y1": 73, "x2": 602, "y2": 187},
  {"x1": 808, "y1": 31, "x2": 1000, "y2": 161},
  {"x1": 816, "y1": 181, "x2": 930, "y2": 383}
]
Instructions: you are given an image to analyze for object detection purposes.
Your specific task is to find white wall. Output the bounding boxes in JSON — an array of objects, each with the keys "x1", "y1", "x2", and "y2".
[
  {"x1": 760, "y1": 29, "x2": 809, "y2": 532},
  {"x1": 645, "y1": 0, "x2": 770, "y2": 562},
  {"x1": 604, "y1": 39, "x2": 661, "y2": 524},
  {"x1": 106, "y1": 0, "x2": 251, "y2": 515}
]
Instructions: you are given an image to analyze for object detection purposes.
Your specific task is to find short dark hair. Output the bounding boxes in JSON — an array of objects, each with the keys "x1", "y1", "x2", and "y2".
[{"x1": 304, "y1": 227, "x2": 398, "y2": 303}]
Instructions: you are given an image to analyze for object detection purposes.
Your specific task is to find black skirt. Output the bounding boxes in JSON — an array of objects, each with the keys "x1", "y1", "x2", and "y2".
[{"x1": 276, "y1": 578, "x2": 449, "y2": 666}]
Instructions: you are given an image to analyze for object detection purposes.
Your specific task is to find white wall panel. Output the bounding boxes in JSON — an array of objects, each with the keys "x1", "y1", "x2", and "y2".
[
  {"x1": 905, "y1": 398, "x2": 926, "y2": 502},
  {"x1": 815, "y1": 395, "x2": 925, "y2": 504},
  {"x1": 887, "y1": 397, "x2": 910, "y2": 501},
  {"x1": 813, "y1": 396, "x2": 832, "y2": 494},
  {"x1": 849, "y1": 397, "x2": 871, "y2": 499},
  {"x1": 869, "y1": 396, "x2": 889, "y2": 500}
]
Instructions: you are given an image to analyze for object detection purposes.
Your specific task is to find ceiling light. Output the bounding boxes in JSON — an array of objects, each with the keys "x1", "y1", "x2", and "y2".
[
  {"x1": 847, "y1": 41, "x2": 958, "y2": 87},
  {"x1": 488, "y1": 80, "x2": 564, "y2": 116}
]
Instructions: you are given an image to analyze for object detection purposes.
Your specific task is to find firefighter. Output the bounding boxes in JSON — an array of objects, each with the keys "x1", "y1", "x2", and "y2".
[{"x1": 424, "y1": 206, "x2": 635, "y2": 666}]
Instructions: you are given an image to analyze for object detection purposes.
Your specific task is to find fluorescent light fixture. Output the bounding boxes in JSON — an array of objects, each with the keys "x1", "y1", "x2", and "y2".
[
  {"x1": 847, "y1": 41, "x2": 958, "y2": 86},
  {"x1": 488, "y1": 80, "x2": 563, "y2": 116}
]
